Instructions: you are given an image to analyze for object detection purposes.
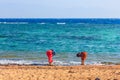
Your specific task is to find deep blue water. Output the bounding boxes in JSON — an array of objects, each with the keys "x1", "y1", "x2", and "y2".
[{"x1": 0, "y1": 18, "x2": 120, "y2": 65}]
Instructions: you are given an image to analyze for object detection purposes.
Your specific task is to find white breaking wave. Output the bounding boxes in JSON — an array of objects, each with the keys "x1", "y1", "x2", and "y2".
[
  {"x1": 0, "y1": 59, "x2": 48, "y2": 65},
  {"x1": 57, "y1": 22, "x2": 66, "y2": 25},
  {"x1": 38, "y1": 22, "x2": 46, "y2": 24},
  {"x1": 0, "y1": 22, "x2": 28, "y2": 24},
  {"x1": 0, "y1": 60, "x2": 81, "y2": 66},
  {"x1": 54, "y1": 61, "x2": 69, "y2": 65},
  {"x1": 0, "y1": 59, "x2": 33, "y2": 65},
  {"x1": 0, "y1": 59, "x2": 117, "y2": 66}
]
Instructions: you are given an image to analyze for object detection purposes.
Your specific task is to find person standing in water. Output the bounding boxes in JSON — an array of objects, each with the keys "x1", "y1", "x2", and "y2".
[
  {"x1": 46, "y1": 49, "x2": 56, "y2": 66},
  {"x1": 76, "y1": 52, "x2": 87, "y2": 65}
]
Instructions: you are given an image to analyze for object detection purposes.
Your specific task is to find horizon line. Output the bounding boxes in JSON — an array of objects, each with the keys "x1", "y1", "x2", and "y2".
[{"x1": 0, "y1": 18, "x2": 120, "y2": 19}]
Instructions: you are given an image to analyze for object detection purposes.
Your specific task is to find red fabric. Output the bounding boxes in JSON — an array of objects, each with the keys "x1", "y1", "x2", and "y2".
[
  {"x1": 81, "y1": 52, "x2": 87, "y2": 60},
  {"x1": 46, "y1": 50, "x2": 53, "y2": 63}
]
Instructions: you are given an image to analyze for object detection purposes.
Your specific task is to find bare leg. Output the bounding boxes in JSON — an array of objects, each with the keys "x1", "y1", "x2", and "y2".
[
  {"x1": 48, "y1": 62, "x2": 53, "y2": 66},
  {"x1": 49, "y1": 62, "x2": 52, "y2": 65},
  {"x1": 81, "y1": 60, "x2": 85, "y2": 65}
]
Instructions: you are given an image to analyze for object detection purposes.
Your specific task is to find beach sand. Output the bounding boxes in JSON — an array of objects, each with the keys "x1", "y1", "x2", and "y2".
[{"x1": 0, "y1": 65, "x2": 120, "y2": 80}]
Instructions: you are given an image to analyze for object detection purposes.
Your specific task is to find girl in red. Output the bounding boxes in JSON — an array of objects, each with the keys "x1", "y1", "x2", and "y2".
[
  {"x1": 76, "y1": 52, "x2": 87, "y2": 65},
  {"x1": 46, "y1": 49, "x2": 55, "y2": 66}
]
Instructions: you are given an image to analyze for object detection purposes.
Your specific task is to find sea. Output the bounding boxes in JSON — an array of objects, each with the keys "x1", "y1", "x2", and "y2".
[{"x1": 0, "y1": 18, "x2": 120, "y2": 65}]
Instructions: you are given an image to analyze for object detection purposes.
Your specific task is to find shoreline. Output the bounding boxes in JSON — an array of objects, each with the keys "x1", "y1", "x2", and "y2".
[
  {"x1": 0, "y1": 65, "x2": 120, "y2": 80},
  {"x1": 0, "y1": 61, "x2": 120, "y2": 66},
  {"x1": 0, "y1": 59, "x2": 119, "y2": 66}
]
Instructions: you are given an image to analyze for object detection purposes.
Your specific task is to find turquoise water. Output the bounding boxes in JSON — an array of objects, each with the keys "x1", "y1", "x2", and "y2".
[{"x1": 0, "y1": 19, "x2": 120, "y2": 65}]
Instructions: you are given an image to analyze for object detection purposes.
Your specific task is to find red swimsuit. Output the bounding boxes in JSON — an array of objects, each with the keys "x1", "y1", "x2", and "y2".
[
  {"x1": 46, "y1": 50, "x2": 53, "y2": 63},
  {"x1": 81, "y1": 52, "x2": 87, "y2": 60}
]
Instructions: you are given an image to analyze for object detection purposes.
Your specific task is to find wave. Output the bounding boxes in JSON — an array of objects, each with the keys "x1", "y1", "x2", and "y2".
[
  {"x1": 0, "y1": 22, "x2": 28, "y2": 24},
  {"x1": 0, "y1": 59, "x2": 85, "y2": 66},
  {"x1": 0, "y1": 59, "x2": 119, "y2": 66},
  {"x1": 37, "y1": 22, "x2": 46, "y2": 24},
  {"x1": 0, "y1": 59, "x2": 32, "y2": 65},
  {"x1": 56, "y1": 35, "x2": 101, "y2": 40},
  {"x1": 0, "y1": 35, "x2": 9, "y2": 38},
  {"x1": 57, "y1": 22, "x2": 66, "y2": 25},
  {"x1": 0, "y1": 59, "x2": 47, "y2": 65}
]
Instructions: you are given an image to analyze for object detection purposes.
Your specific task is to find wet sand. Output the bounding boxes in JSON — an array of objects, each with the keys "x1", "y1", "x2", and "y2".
[{"x1": 0, "y1": 65, "x2": 120, "y2": 80}]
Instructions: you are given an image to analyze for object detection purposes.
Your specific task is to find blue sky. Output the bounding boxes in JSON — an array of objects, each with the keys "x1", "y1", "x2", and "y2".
[{"x1": 0, "y1": 0, "x2": 120, "y2": 18}]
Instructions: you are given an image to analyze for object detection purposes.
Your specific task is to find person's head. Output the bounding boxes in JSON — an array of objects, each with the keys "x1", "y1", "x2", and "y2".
[
  {"x1": 50, "y1": 49, "x2": 56, "y2": 56},
  {"x1": 76, "y1": 52, "x2": 81, "y2": 57}
]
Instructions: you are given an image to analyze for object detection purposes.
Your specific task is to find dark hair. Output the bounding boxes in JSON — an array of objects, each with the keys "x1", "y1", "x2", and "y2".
[
  {"x1": 51, "y1": 49, "x2": 56, "y2": 56},
  {"x1": 76, "y1": 52, "x2": 81, "y2": 57}
]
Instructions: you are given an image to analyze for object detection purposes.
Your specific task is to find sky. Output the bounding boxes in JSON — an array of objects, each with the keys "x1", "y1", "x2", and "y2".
[{"x1": 0, "y1": 0, "x2": 120, "y2": 18}]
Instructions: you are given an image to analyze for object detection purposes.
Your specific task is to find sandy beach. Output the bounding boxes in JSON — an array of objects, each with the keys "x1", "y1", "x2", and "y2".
[{"x1": 0, "y1": 65, "x2": 119, "y2": 80}]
